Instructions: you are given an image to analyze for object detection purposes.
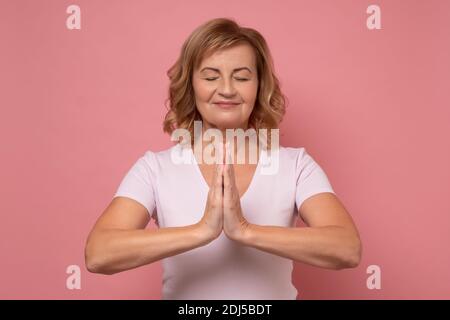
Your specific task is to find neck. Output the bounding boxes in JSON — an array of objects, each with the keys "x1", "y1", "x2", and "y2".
[{"x1": 193, "y1": 122, "x2": 260, "y2": 165}]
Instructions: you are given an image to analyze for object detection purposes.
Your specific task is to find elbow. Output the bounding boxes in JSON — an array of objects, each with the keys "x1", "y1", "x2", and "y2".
[
  {"x1": 85, "y1": 247, "x2": 102, "y2": 274},
  {"x1": 85, "y1": 256, "x2": 103, "y2": 274},
  {"x1": 85, "y1": 253, "x2": 115, "y2": 275},
  {"x1": 85, "y1": 260, "x2": 100, "y2": 274},
  {"x1": 336, "y1": 236, "x2": 362, "y2": 270},
  {"x1": 85, "y1": 241, "x2": 114, "y2": 275},
  {"x1": 346, "y1": 252, "x2": 361, "y2": 269}
]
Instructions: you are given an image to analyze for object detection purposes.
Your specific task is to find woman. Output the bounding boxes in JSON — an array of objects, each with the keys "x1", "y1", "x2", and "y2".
[{"x1": 85, "y1": 17, "x2": 362, "y2": 300}]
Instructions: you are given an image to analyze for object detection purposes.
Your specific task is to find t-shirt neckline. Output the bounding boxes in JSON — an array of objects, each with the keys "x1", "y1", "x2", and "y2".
[{"x1": 188, "y1": 145, "x2": 264, "y2": 202}]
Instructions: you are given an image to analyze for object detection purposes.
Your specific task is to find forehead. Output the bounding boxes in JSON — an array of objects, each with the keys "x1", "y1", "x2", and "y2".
[{"x1": 198, "y1": 43, "x2": 256, "y2": 70}]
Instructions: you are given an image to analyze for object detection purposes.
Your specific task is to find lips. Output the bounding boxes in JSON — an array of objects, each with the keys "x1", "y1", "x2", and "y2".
[{"x1": 213, "y1": 101, "x2": 241, "y2": 108}]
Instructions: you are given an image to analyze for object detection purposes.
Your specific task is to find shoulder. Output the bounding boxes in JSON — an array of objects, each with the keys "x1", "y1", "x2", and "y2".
[
  {"x1": 134, "y1": 144, "x2": 178, "y2": 173},
  {"x1": 256, "y1": 145, "x2": 306, "y2": 177},
  {"x1": 277, "y1": 145, "x2": 323, "y2": 177},
  {"x1": 278, "y1": 146, "x2": 307, "y2": 161},
  {"x1": 275, "y1": 145, "x2": 309, "y2": 168},
  {"x1": 138, "y1": 144, "x2": 185, "y2": 173}
]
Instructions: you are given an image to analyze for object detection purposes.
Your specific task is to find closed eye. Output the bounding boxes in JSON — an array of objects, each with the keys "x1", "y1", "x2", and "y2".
[{"x1": 204, "y1": 78, "x2": 249, "y2": 82}]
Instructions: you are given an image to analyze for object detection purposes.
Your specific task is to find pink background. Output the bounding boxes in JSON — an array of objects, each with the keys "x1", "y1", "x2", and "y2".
[{"x1": 1, "y1": 0, "x2": 449, "y2": 299}]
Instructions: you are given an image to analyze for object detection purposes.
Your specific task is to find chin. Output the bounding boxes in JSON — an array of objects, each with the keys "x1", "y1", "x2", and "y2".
[{"x1": 211, "y1": 119, "x2": 246, "y2": 130}]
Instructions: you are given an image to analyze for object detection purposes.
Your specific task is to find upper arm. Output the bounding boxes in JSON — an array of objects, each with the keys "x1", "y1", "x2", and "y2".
[
  {"x1": 293, "y1": 147, "x2": 357, "y2": 231},
  {"x1": 298, "y1": 192, "x2": 359, "y2": 236},
  {"x1": 104, "y1": 150, "x2": 158, "y2": 229},
  {"x1": 90, "y1": 196, "x2": 151, "y2": 233}
]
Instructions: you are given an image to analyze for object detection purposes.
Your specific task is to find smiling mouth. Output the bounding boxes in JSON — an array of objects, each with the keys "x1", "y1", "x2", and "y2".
[{"x1": 213, "y1": 102, "x2": 241, "y2": 108}]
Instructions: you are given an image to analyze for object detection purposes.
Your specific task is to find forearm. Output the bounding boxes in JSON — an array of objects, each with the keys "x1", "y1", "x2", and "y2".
[
  {"x1": 85, "y1": 223, "x2": 211, "y2": 275},
  {"x1": 239, "y1": 224, "x2": 362, "y2": 270}
]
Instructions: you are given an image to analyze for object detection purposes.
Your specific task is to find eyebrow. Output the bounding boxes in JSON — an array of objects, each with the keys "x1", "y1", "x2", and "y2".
[{"x1": 200, "y1": 67, "x2": 252, "y2": 74}]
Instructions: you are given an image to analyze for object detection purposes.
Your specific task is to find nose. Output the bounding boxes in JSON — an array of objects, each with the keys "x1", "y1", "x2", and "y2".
[{"x1": 217, "y1": 78, "x2": 237, "y2": 97}]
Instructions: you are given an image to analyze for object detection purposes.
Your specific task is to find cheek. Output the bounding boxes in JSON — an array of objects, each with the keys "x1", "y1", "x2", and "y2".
[
  {"x1": 242, "y1": 83, "x2": 258, "y2": 108},
  {"x1": 242, "y1": 82, "x2": 258, "y2": 100},
  {"x1": 243, "y1": 104, "x2": 255, "y2": 118},
  {"x1": 193, "y1": 79, "x2": 212, "y2": 100},
  {"x1": 192, "y1": 84, "x2": 213, "y2": 117}
]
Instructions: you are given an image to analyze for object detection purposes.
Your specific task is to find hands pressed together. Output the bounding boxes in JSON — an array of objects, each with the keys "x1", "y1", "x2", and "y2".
[{"x1": 199, "y1": 143, "x2": 252, "y2": 242}]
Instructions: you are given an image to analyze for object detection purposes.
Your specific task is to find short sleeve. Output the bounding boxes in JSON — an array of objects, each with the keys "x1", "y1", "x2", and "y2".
[
  {"x1": 295, "y1": 148, "x2": 336, "y2": 211},
  {"x1": 113, "y1": 151, "x2": 157, "y2": 219}
]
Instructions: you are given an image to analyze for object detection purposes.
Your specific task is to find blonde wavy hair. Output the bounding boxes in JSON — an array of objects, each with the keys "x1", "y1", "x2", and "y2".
[{"x1": 163, "y1": 17, "x2": 288, "y2": 150}]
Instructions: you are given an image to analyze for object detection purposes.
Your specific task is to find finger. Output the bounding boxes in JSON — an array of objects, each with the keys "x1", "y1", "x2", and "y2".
[
  {"x1": 212, "y1": 142, "x2": 223, "y2": 181},
  {"x1": 223, "y1": 144, "x2": 233, "y2": 202},
  {"x1": 226, "y1": 143, "x2": 236, "y2": 187},
  {"x1": 225, "y1": 141, "x2": 232, "y2": 165},
  {"x1": 213, "y1": 161, "x2": 223, "y2": 190},
  {"x1": 223, "y1": 159, "x2": 229, "y2": 190},
  {"x1": 213, "y1": 162, "x2": 223, "y2": 201},
  {"x1": 221, "y1": 141, "x2": 227, "y2": 165}
]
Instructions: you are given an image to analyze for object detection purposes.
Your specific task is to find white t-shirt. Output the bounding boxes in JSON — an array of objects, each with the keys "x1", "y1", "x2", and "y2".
[{"x1": 113, "y1": 143, "x2": 335, "y2": 299}]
